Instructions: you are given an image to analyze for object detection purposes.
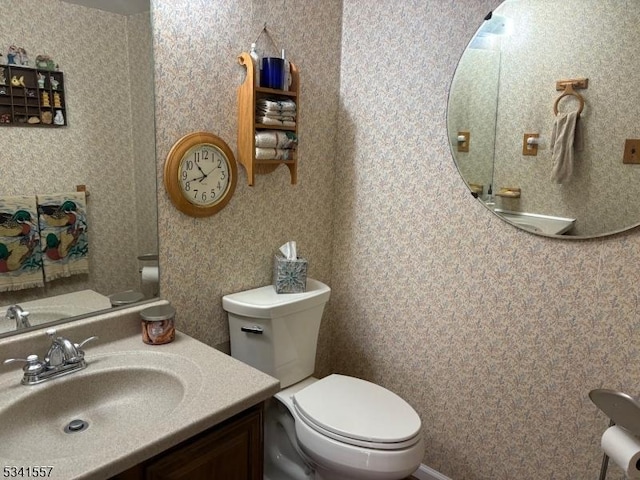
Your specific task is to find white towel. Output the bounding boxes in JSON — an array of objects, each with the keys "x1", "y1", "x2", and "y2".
[
  {"x1": 255, "y1": 130, "x2": 298, "y2": 149},
  {"x1": 256, "y1": 116, "x2": 296, "y2": 128},
  {"x1": 550, "y1": 111, "x2": 582, "y2": 184},
  {"x1": 257, "y1": 107, "x2": 297, "y2": 119},
  {"x1": 256, "y1": 98, "x2": 296, "y2": 112},
  {"x1": 255, "y1": 148, "x2": 295, "y2": 160}
]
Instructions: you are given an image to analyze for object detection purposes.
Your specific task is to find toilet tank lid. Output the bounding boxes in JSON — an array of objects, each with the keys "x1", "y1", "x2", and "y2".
[
  {"x1": 222, "y1": 278, "x2": 330, "y2": 319},
  {"x1": 293, "y1": 374, "x2": 422, "y2": 444}
]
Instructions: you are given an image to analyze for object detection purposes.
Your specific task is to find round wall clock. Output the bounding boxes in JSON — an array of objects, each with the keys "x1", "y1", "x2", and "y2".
[{"x1": 164, "y1": 131, "x2": 238, "y2": 217}]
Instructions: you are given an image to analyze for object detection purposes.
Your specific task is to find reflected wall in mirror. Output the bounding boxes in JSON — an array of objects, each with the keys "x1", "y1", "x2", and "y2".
[
  {"x1": 0, "y1": 0, "x2": 157, "y2": 336},
  {"x1": 448, "y1": 0, "x2": 640, "y2": 238}
]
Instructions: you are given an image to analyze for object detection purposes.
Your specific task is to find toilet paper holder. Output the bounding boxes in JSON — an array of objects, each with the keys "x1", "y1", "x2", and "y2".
[
  {"x1": 590, "y1": 389, "x2": 640, "y2": 436},
  {"x1": 590, "y1": 389, "x2": 640, "y2": 480}
]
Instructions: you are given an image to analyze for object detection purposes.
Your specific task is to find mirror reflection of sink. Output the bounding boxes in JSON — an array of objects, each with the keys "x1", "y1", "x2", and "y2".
[
  {"x1": 494, "y1": 209, "x2": 576, "y2": 235},
  {"x1": 0, "y1": 290, "x2": 112, "y2": 334},
  {"x1": 0, "y1": 351, "x2": 200, "y2": 461}
]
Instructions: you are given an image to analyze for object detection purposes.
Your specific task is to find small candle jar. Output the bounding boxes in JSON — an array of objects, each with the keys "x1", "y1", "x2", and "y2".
[{"x1": 141, "y1": 304, "x2": 175, "y2": 345}]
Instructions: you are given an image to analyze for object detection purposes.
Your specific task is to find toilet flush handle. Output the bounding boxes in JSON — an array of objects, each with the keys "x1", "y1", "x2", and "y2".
[{"x1": 241, "y1": 325, "x2": 264, "y2": 335}]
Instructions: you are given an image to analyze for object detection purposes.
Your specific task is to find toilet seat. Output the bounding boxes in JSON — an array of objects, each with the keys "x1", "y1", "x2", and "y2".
[{"x1": 292, "y1": 374, "x2": 422, "y2": 450}]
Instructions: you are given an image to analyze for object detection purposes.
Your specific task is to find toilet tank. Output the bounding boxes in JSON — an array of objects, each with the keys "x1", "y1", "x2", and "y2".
[{"x1": 223, "y1": 279, "x2": 331, "y2": 388}]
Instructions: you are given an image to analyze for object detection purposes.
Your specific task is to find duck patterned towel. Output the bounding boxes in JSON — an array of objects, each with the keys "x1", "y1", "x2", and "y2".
[
  {"x1": 0, "y1": 196, "x2": 44, "y2": 292},
  {"x1": 37, "y1": 192, "x2": 89, "y2": 282}
]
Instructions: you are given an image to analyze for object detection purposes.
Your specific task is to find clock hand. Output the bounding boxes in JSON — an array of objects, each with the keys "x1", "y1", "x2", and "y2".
[{"x1": 187, "y1": 174, "x2": 205, "y2": 183}]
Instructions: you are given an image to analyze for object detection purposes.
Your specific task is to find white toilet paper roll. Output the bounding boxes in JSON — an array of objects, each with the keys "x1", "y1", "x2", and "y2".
[
  {"x1": 141, "y1": 266, "x2": 159, "y2": 285},
  {"x1": 602, "y1": 425, "x2": 640, "y2": 479}
]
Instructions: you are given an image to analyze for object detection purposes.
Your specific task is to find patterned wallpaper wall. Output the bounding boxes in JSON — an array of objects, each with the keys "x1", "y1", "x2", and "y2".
[
  {"x1": 0, "y1": 0, "x2": 153, "y2": 305},
  {"x1": 333, "y1": 1, "x2": 638, "y2": 479},
  {"x1": 152, "y1": 0, "x2": 640, "y2": 479},
  {"x1": 151, "y1": 0, "x2": 340, "y2": 360}
]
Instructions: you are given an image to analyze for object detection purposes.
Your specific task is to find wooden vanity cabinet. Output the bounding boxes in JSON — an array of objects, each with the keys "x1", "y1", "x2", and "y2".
[{"x1": 111, "y1": 403, "x2": 263, "y2": 480}]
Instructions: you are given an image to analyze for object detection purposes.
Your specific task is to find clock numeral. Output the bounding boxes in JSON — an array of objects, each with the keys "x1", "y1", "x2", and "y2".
[
  {"x1": 220, "y1": 170, "x2": 226, "y2": 180},
  {"x1": 210, "y1": 189, "x2": 216, "y2": 199},
  {"x1": 203, "y1": 149, "x2": 209, "y2": 160},
  {"x1": 184, "y1": 181, "x2": 191, "y2": 191},
  {"x1": 185, "y1": 160, "x2": 194, "y2": 170},
  {"x1": 217, "y1": 158, "x2": 222, "y2": 168}
]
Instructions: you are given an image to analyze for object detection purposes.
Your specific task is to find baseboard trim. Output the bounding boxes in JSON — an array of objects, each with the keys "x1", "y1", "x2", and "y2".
[{"x1": 412, "y1": 463, "x2": 452, "y2": 480}]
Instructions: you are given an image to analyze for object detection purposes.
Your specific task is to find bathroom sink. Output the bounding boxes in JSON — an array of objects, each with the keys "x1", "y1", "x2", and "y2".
[
  {"x1": 0, "y1": 351, "x2": 199, "y2": 462},
  {"x1": 494, "y1": 209, "x2": 576, "y2": 235}
]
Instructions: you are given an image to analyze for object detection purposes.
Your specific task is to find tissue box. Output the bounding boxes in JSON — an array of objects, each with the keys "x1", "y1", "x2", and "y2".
[{"x1": 273, "y1": 254, "x2": 308, "y2": 293}]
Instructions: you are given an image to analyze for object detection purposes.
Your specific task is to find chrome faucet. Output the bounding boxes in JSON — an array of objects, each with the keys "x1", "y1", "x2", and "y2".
[
  {"x1": 6, "y1": 305, "x2": 31, "y2": 330},
  {"x1": 3, "y1": 328, "x2": 98, "y2": 385}
]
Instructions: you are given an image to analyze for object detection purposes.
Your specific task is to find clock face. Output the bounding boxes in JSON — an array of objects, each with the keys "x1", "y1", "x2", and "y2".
[
  {"x1": 179, "y1": 144, "x2": 231, "y2": 207},
  {"x1": 164, "y1": 132, "x2": 237, "y2": 217}
]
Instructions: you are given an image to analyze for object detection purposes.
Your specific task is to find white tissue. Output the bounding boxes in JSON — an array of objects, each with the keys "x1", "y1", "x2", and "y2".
[
  {"x1": 279, "y1": 241, "x2": 297, "y2": 260},
  {"x1": 602, "y1": 425, "x2": 640, "y2": 479}
]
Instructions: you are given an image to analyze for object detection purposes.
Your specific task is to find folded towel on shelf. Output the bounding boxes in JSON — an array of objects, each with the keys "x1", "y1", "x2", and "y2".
[
  {"x1": 256, "y1": 98, "x2": 296, "y2": 112},
  {"x1": 257, "y1": 108, "x2": 297, "y2": 120},
  {"x1": 256, "y1": 116, "x2": 296, "y2": 128},
  {"x1": 37, "y1": 192, "x2": 89, "y2": 282},
  {"x1": 0, "y1": 196, "x2": 44, "y2": 292},
  {"x1": 551, "y1": 110, "x2": 582, "y2": 184},
  {"x1": 255, "y1": 130, "x2": 298, "y2": 149},
  {"x1": 255, "y1": 148, "x2": 295, "y2": 161}
]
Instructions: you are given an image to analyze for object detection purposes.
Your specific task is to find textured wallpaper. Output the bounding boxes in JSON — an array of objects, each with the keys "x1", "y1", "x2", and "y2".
[
  {"x1": 0, "y1": 0, "x2": 154, "y2": 306},
  {"x1": 334, "y1": 1, "x2": 637, "y2": 479},
  {"x1": 152, "y1": 0, "x2": 340, "y2": 359},
  {"x1": 150, "y1": 0, "x2": 640, "y2": 479}
]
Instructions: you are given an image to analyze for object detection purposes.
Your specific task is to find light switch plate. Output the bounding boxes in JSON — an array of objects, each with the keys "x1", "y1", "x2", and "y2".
[
  {"x1": 522, "y1": 133, "x2": 539, "y2": 156},
  {"x1": 457, "y1": 131, "x2": 470, "y2": 152},
  {"x1": 623, "y1": 139, "x2": 640, "y2": 164}
]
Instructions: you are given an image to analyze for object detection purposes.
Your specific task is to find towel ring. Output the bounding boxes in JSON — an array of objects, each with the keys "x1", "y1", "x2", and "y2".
[{"x1": 553, "y1": 84, "x2": 584, "y2": 116}]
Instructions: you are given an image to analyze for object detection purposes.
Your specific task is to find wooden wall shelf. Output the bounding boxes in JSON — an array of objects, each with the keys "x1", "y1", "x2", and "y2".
[
  {"x1": 237, "y1": 52, "x2": 299, "y2": 186},
  {"x1": 0, "y1": 65, "x2": 67, "y2": 127}
]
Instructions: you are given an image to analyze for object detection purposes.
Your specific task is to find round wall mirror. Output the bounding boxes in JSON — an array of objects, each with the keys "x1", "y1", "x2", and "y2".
[{"x1": 448, "y1": 0, "x2": 640, "y2": 238}]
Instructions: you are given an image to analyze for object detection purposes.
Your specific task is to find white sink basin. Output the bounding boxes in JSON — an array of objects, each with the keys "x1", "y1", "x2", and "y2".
[
  {"x1": 0, "y1": 351, "x2": 200, "y2": 462},
  {"x1": 495, "y1": 209, "x2": 576, "y2": 235}
]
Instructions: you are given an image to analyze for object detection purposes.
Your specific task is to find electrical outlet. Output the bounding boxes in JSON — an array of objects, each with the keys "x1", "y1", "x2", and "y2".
[{"x1": 623, "y1": 139, "x2": 640, "y2": 164}]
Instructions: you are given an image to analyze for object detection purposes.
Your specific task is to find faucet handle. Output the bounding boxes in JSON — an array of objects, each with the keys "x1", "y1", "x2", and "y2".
[
  {"x1": 75, "y1": 336, "x2": 98, "y2": 350},
  {"x1": 3, "y1": 355, "x2": 45, "y2": 375}
]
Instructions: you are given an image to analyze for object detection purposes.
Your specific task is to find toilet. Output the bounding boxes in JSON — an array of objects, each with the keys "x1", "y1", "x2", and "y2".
[{"x1": 223, "y1": 278, "x2": 424, "y2": 480}]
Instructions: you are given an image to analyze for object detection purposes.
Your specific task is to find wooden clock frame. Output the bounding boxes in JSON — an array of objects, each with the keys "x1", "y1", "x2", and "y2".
[{"x1": 163, "y1": 131, "x2": 238, "y2": 217}]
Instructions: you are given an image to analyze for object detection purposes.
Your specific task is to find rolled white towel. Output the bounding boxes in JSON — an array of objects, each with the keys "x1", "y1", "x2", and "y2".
[
  {"x1": 255, "y1": 148, "x2": 295, "y2": 160},
  {"x1": 255, "y1": 130, "x2": 298, "y2": 149}
]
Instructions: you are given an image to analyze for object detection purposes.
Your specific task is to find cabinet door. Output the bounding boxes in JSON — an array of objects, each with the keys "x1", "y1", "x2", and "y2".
[{"x1": 143, "y1": 405, "x2": 263, "y2": 480}]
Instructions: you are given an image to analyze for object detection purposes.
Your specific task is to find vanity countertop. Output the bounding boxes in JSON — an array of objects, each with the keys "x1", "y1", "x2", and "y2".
[{"x1": 0, "y1": 300, "x2": 280, "y2": 480}]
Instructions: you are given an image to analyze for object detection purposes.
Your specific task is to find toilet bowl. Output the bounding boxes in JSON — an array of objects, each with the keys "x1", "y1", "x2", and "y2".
[{"x1": 223, "y1": 279, "x2": 424, "y2": 480}]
